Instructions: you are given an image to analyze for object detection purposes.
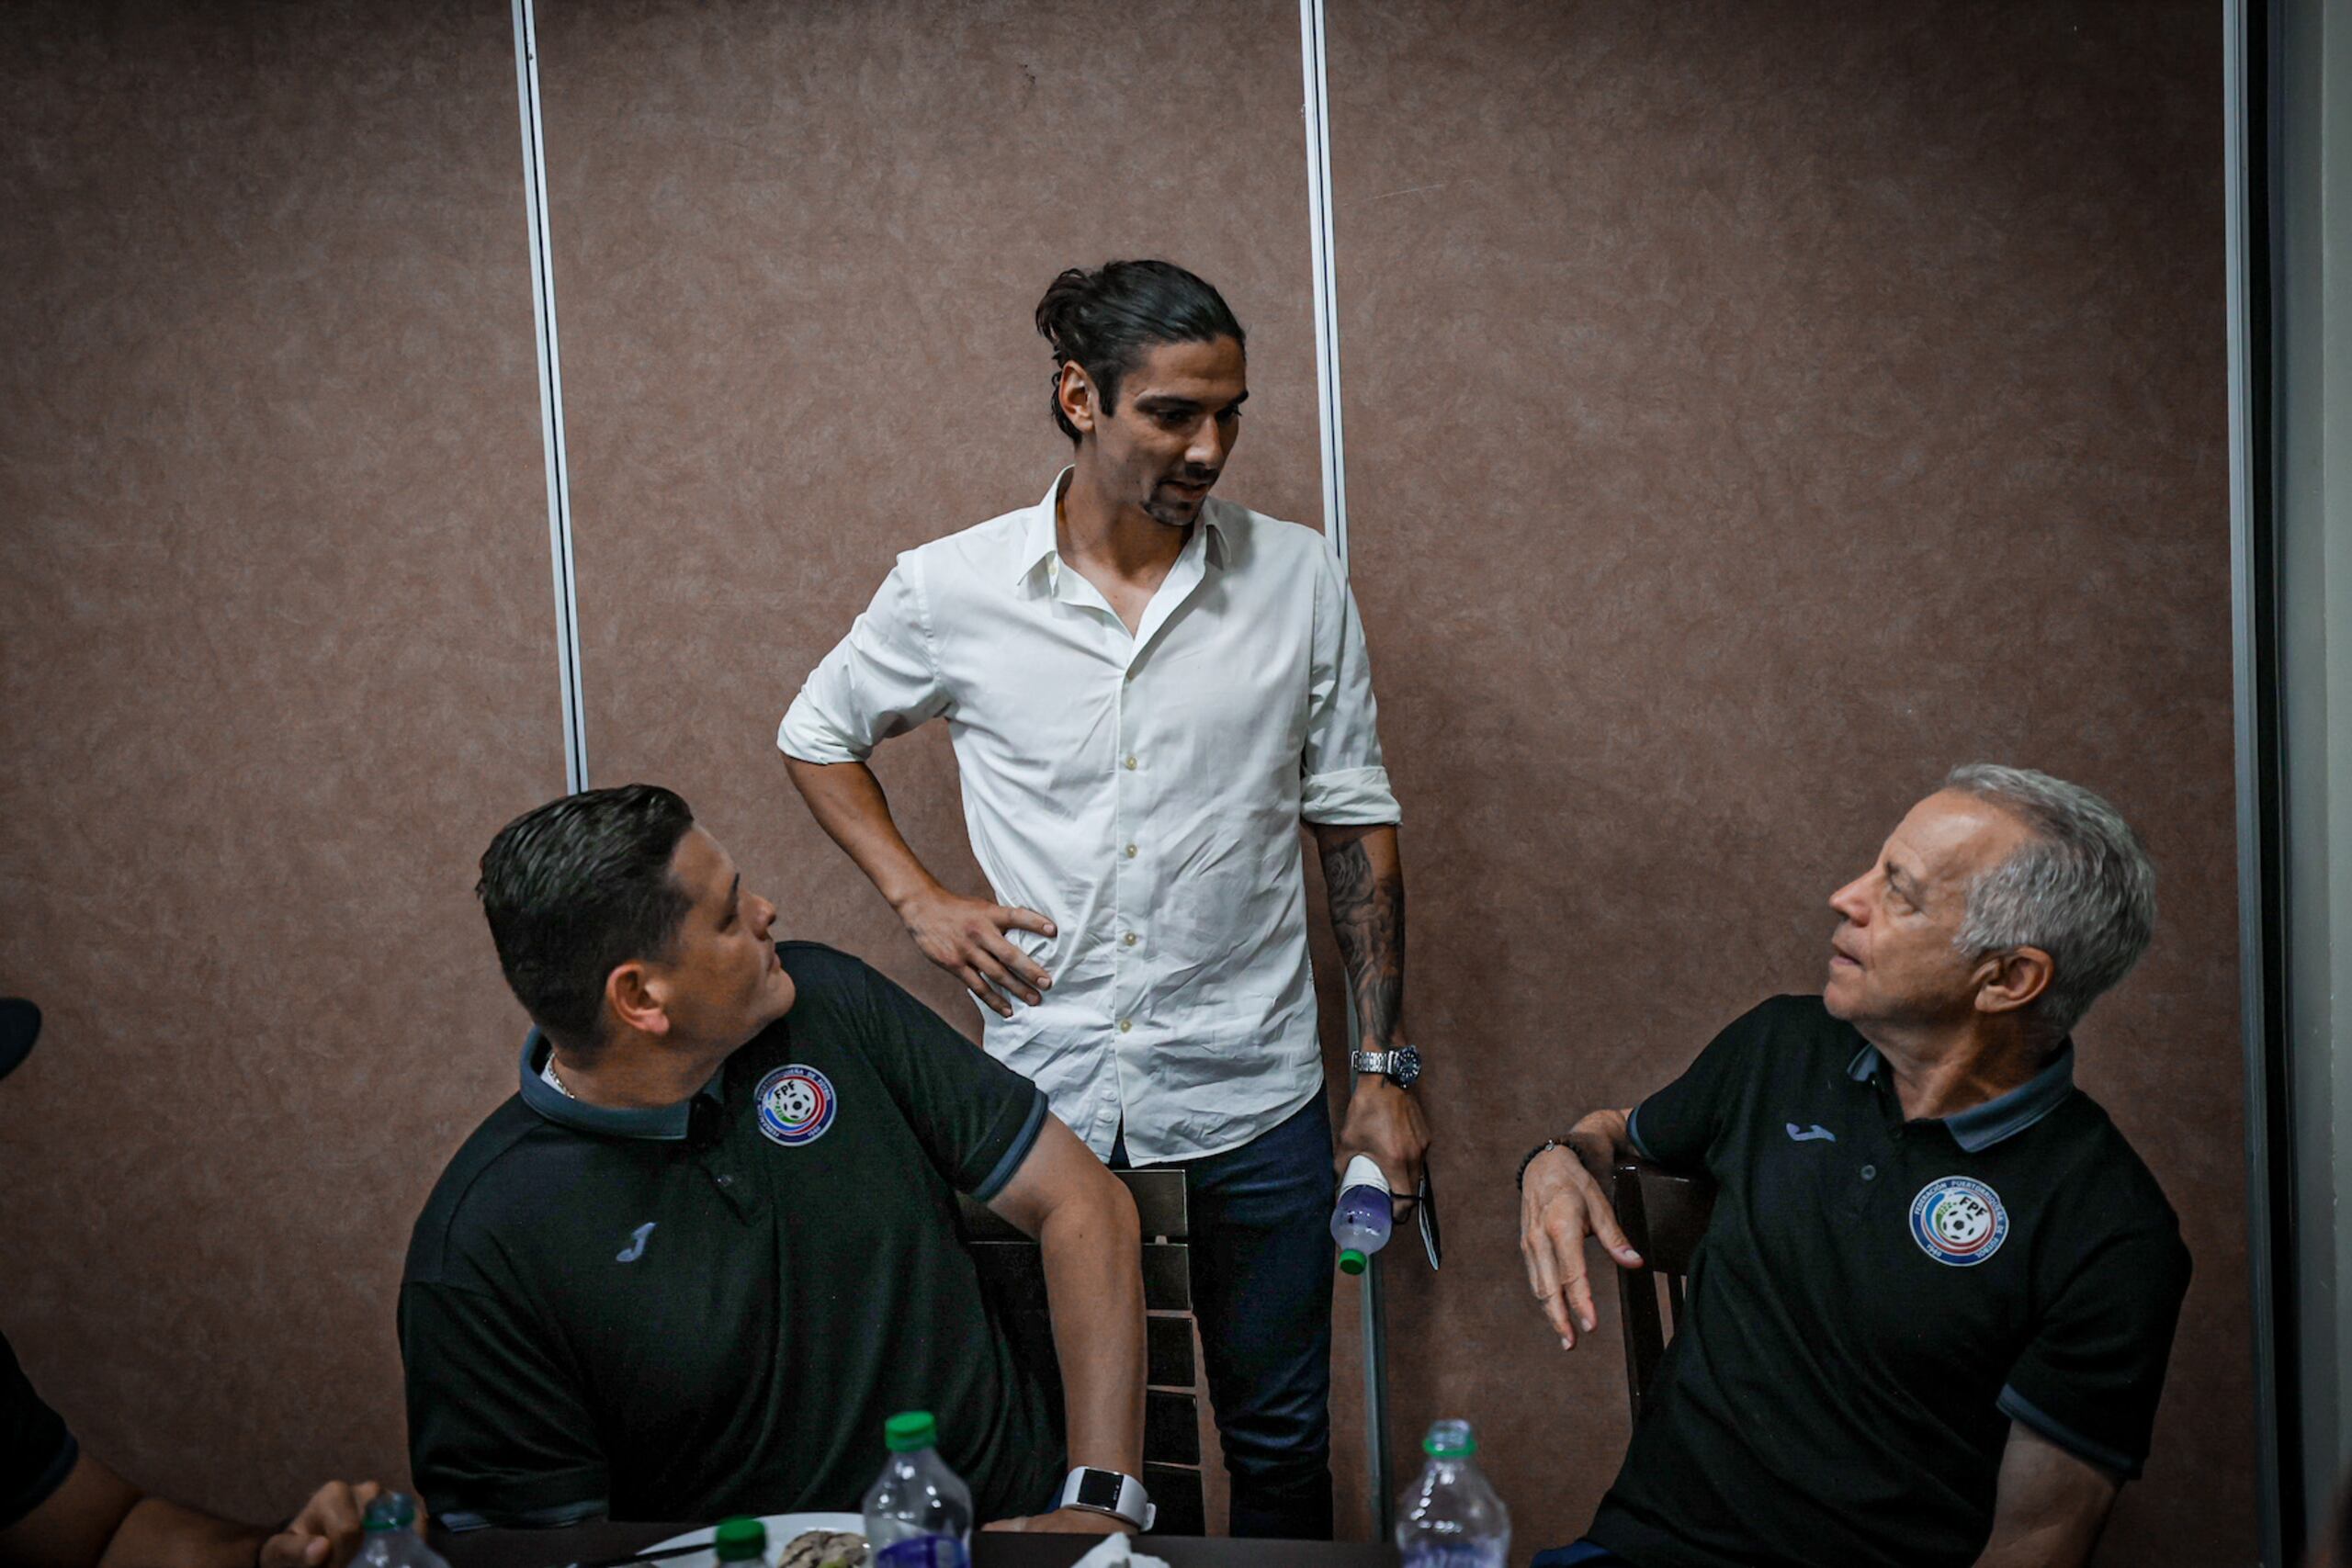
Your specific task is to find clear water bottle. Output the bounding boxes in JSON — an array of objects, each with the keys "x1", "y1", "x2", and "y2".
[
  {"x1": 1331, "y1": 1154, "x2": 1393, "y2": 1275},
  {"x1": 1396, "y1": 1419, "x2": 1510, "y2": 1568},
  {"x1": 350, "y1": 1494, "x2": 448, "y2": 1568},
  {"x1": 862, "y1": 1411, "x2": 972, "y2": 1568}
]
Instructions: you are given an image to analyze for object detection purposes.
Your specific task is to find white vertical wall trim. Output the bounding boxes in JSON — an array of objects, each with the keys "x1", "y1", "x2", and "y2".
[
  {"x1": 512, "y1": 0, "x2": 589, "y2": 795},
  {"x1": 1300, "y1": 0, "x2": 1351, "y2": 565},
  {"x1": 1298, "y1": 0, "x2": 1392, "y2": 1543}
]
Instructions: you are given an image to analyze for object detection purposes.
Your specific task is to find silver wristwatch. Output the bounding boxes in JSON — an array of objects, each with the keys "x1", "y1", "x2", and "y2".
[{"x1": 1350, "y1": 1044, "x2": 1421, "y2": 1089}]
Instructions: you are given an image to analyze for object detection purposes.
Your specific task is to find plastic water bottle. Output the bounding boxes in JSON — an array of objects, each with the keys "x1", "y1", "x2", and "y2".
[
  {"x1": 350, "y1": 1494, "x2": 448, "y2": 1568},
  {"x1": 862, "y1": 1411, "x2": 972, "y2": 1568},
  {"x1": 1331, "y1": 1154, "x2": 1393, "y2": 1275},
  {"x1": 1396, "y1": 1419, "x2": 1510, "y2": 1568}
]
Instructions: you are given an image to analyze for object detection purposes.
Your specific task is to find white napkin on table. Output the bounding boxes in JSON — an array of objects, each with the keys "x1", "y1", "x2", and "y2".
[{"x1": 1067, "y1": 1533, "x2": 1170, "y2": 1568}]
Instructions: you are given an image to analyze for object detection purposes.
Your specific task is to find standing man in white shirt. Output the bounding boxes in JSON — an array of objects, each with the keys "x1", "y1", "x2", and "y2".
[{"x1": 778, "y1": 259, "x2": 1426, "y2": 1540}]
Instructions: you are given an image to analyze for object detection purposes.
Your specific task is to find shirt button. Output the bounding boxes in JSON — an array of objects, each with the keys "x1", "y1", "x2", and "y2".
[
  {"x1": 1860, "y1": 1165, "x2": 1877, "y2": 1182},
  {"x1": 1118, "y1": 1018, "x2": 1133, "y2": 1033},
  {"x1": 1124, "y1": 754, "x2": 1138, "y2": 770},
  {"x1": 1124, "y1": 843, "x2": 1138, "y2": 858},
  {"x1": 1122, "y1": 932, "x2": 1138, "y2": 947},
  {"x1": 715, "y1": 1173, "x2": 735, "y2": 1188}
]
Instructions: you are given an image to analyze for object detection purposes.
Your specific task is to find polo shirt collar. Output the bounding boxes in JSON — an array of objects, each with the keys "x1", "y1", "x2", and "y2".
[
  {"x1": 1845, "y1": 1039, "x2": 2076, "y2": 1152},
  {"x1": 516, "y1": 1030, "x2": 729, "y2": 1142},
  {"x1": 1010, "y1": 467, "x2": 1232, "y2": 592}
]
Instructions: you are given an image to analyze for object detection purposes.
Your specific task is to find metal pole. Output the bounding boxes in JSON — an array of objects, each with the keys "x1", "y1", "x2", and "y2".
[
  {"x1": 1299, "y1": 0, "x2": 1351, "y2": 570},
  {"x1": 512, "y1": 0, "x2": 589, "y2": 794},
  {"x1": 1297, "y1": 0, "x2": 1390, "y2": 1541},
  {"x1": 2222, "y1": 0, "x2": 2296, "y2": 1559}
]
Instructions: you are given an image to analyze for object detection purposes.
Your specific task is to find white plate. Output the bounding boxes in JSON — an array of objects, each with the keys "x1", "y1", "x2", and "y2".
[{"x1": 645, "y1": 1514, "x2": 867, "y2": 1563}]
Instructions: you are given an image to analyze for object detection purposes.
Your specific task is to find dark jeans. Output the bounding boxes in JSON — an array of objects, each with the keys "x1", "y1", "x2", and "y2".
[{"x1": 1112, "y1": 1092, "x2": 1336, "y2": 1540}]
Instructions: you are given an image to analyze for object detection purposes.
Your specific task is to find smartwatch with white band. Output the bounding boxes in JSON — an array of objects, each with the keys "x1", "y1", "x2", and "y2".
[{"x1": 1057, "y1": 1466, "x2": 1155, "y2": 1530}]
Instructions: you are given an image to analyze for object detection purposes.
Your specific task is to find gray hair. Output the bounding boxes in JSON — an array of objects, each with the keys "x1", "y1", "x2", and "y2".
[{"x1": 1941, "y1": 764, "x2": 2157, "y2": 1035}]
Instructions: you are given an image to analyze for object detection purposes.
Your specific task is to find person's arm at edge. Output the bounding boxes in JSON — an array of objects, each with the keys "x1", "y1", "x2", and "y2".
[
  {"x1": 1968, "y1": 1423, "x2": 2120, "y2": 1568},
  {"x1": 1517, "y1": 1108, "x2": 1646, "y2": 1351},
  {"x1": 1312, "y1": 822, "x2": 1430, "y2": 1199},
  {"x1": 780, "y1": 755, "x2": 1055, "y2": 1020},
  {"x1": 976, "y1": 1115, "x2": 1146, "y2": 1535},
  {"x1": 1, "y1": 1452, "x2": 386, "y2": 1568}
]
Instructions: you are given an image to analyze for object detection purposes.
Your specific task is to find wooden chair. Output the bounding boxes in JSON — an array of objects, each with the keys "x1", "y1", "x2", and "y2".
[
  {"x1": 956, "y1": 1169, "x2": 1205, "y2": 1534},
  {"x1": 1611, "y1": 1157, "x2": 1718, "y2": 1423}
]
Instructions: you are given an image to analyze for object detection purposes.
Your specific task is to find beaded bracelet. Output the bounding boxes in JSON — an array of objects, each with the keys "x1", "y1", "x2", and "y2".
[{"x1": 1517, "y1": 1136, "x2": 1575, "y2": 1192}]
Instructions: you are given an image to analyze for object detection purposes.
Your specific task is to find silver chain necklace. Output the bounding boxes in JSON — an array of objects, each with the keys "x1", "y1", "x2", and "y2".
[{"x1": 541, "y1": 1056, "x2": 577, "y2": 1100}]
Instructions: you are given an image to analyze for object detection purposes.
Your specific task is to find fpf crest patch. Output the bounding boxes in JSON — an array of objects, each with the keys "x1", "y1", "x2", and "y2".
[
  {"x1": 756, "y1": 1064, "x2": 838, "y2": 1147},
  {"x1": 1909, "y1": 1176, "x2": 2008, "y2": 1267}
]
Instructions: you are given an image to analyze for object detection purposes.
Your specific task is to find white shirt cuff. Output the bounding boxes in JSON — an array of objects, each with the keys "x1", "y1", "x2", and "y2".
[
  {"x1": 1301, "y1": 765, "x2": 1400, "y2": 825},
  {"x1": 775, "y1": 697, "x2": 871, "y2": 765}
]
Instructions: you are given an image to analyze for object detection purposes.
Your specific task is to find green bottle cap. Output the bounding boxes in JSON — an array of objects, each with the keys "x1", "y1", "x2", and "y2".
[
  {"x1": 884, "y1": 1410, "x2": 939, "y2": 1452},
  {"x1": 361, "y1": 1495, "x2": 417, "y2": 1532},
  {"x1": 712, "y1": 1517, "x2": 767, "y2": 1562},
  {"x1": 1423, "y1": 1418, "x2": 1477, "y2": 1458},
  {"x1": 1338, "y1": 1248, "x2": 1368, "y2": 1276}
]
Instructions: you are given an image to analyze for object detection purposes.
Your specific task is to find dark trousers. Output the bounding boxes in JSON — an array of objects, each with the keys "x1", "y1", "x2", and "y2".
[{"x1": 1113, "y1": 1092, "x2": 1336, "y2": 1540}]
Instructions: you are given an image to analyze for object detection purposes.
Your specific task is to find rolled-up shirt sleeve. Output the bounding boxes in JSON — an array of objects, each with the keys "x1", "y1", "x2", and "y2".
[
  {"x1": 778, "y1": 556, "x2": 948, "y2": 764},
  {"x1": 1299, "y1": 537, "x2": 1399, "y2": 825}
]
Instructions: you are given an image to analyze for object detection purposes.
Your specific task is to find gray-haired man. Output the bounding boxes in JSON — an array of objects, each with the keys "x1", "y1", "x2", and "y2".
[{"x1": 1519, "y1": 766, "x2": 2190, "y2": 1568}]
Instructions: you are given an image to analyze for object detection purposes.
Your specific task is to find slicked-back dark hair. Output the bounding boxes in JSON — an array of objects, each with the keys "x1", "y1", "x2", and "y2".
[
  {"x1": 1035, "y1": 260, "x2": 1245, "y2": 442},
  {"x1": 476, "y1": 784, "x2": 696, "y2": 1052}
]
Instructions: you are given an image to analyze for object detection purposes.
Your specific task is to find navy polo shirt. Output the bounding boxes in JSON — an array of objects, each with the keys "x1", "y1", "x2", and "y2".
[
  {"x1": 1587, "y1": 996, "x2": 2190, "y2": 1568},
  {"x1": 401, "y1": 942, "x2": 1059, "y2": 1530},
  {"x1": 0, "y1": 1330, "x2": 78, "y2": 1531}
]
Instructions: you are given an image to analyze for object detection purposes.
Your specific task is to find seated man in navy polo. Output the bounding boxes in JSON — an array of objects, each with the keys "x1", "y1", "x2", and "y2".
[
  {"x1": 401, "y1": 784, "x2": 1148, "y2": 1534},
  {"x1": 1518, "y1": 765, "x2": 2191, "y2": 1568}
]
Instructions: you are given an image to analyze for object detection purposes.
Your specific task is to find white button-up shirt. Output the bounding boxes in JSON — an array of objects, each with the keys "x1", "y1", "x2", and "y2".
[{"x1": 778, "y1": 472, "x2": 1398, "y2": 1163}]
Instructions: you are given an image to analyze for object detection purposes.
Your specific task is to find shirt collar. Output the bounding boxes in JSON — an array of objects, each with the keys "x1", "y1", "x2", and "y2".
[
  {"x1": 516, "y1": 1029, "x2": 729, "y2": 1142},
  {"x1": 1010, "y1": 467, "x2": 1232, "y2": 590},
  {"x1": 1845, "y1": 1039, "x2": 2076, "y2": 1152}
]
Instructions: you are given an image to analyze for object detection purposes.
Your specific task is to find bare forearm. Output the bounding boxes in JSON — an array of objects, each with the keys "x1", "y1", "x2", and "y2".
[
  {"x1": 1314, "y1": 823, "x2": 1405, "y2": 1047},
  {"x1": 1037, "y1": 1190, "x2": 1147, "y2": 1479},
  {"x1": 1970, "y1": 1426, "x2": 2117, "y2": 1568},
  {"x1": 783, "y1": 755, "x2": 941, "y2": 910},
  {"x1": 1972, "y1": 1526, "x2": 2102, "y2": 1568},
  {"x1": 99, "y1": 1501, "x2": 265, "y2": 1568}
]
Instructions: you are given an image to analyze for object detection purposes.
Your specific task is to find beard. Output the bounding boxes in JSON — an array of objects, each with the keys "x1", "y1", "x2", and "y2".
[{"x1": 1141, "y1": 472, "x2": 1212, "y2": 527}]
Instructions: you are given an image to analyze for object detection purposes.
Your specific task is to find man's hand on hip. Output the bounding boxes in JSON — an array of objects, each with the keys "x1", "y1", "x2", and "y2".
[
  {"x1": 894, "y1": 885, "x2": 1056, "y2": 1018},
  {"x1": 1336, "y1": 1070, "x2": 1430, "y2": 1202}
]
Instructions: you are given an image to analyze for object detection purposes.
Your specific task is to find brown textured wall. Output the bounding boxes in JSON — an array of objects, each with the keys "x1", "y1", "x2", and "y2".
[
  {"x1": 0, "y1": 1, "x2": 555, "y2": 1523},
  {"x1": 0, "y1": 0, "x2": 2247, "y2": 1555},
  {"x1": 530, "y1": 0, "x2": 1363, "y2": 1533},
  {"x1": 1325, "y1": 1, "x2": 2247, "y2": 1560}
]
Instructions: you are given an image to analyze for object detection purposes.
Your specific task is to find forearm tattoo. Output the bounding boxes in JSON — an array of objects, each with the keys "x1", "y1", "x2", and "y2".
[{"x1": 1321, "y1": 836, "x2": 1405, "y2": 1047}]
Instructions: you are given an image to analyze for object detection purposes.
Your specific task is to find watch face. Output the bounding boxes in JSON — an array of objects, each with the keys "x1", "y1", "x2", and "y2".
[
  {"x1": 1392, "y1": 1046, "x2": 1420, "y2": 1088},
  {"x1": 1075, "y1": 1470, "x2": 1125, "y2": 1512}
]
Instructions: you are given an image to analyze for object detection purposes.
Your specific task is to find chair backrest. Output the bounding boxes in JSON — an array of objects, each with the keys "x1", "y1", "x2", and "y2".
[
  {"x1": 956, "y1": 1169, "x2": 1204, "y2": 1534},
  {"x1": 1611, "y1": 1158, "x2": 1718, "y2": 1424}
]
